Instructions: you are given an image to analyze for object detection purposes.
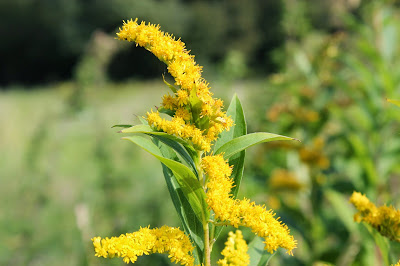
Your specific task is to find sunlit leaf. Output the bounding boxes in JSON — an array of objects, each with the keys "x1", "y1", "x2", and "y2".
[
  {"x1": 155, "y1": 140, "x2": 204, "y2": 264},
  {"x1": 215, "y1": 132, "x2": 297, "y2": 160},
  {"x1": 120, "y1": 124, "x2": 198, "y2": 172},
  {"x1": 123, "y1": 135, "x2": 209, "y2": 222}
]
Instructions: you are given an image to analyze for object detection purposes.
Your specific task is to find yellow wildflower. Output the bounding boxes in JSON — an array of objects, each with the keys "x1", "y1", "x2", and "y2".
[
  {"x1": 175, "y1": 107, "x2": 192, "y2": 121},
  {"x1": 176, "y1": 89, "x2": 189, "y2": 106},
  {"x1": 218, "y1": 230, "x2": 250, "y2": 266},
  {"x1": 92, "y1": 225, "x2": 195, "y2": 265},
  {"x1": 350, "y1": 191, "x2": 400, "y2": 242},
  {"x1": 117, "y1": 19, "x2": 233, "y2": 152},
  {"x1": 392, "y1": 259, "x2": 400, "y2": 266},
  {"x1": 202, "y1": 155, "x2": 297, "y2": 254},
  {"x1": 162, "y1": 94, "x2": 177, "y2": 110}
]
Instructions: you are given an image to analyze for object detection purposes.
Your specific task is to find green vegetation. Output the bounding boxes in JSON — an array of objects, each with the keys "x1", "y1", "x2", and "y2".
[{"x1": 1, "y1": 0, "x2": 400, "y2": 265}]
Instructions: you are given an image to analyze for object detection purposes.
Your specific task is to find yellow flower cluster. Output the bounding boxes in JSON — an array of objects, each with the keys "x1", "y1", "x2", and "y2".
[
  {"x1": 350, "y1": 191, "x2": 400, "y2": 242},
  {"x1": 92, "y1": 225, "x2": 195, "y2": 265},
  {"x1": 269, "y1": 169, "x2": 304, "y2": 192},
  {"x1": 298, "y1": 137, "x2": 329, "y2": 170},
  {"x1": 201, "y1": 155, "x2": 297, "y2": 254},
  {"x1": 218, "y1": 230, "x2": 250, "y2": 266},
  {"x1": 267, "y1": 103, "x2": 319, "y2": 123},
  {"x1": 117, "y1": 19, "x2": 233, "y2": 152}
]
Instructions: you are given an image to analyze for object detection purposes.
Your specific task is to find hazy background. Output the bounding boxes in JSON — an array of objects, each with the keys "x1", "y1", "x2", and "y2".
[{"x1": 1, "y1": 0, "x2": 400, "y2": 265}]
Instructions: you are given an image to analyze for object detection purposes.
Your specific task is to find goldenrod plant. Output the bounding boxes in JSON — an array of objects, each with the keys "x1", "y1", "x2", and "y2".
[
  {"x1": 350, "y1": 192, "x2": 400, "y2": 243},
  {"x1": 91, "y1": 19, "x2": 297, "y2": 265},
  {"x1": 350, "y1": 191, "x2": 400, "y2": 266}
]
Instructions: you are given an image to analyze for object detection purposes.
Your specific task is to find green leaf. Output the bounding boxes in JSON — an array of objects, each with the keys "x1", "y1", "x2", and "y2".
[
  {"x1": 248, "y1": 236, "x2": 275, "y2": 266},
  {"x1": 119, "y1": 124, "x2": 154, "y2": 133},
  {"x1": 120, "y1": 125, "x2": 195, "y2": 152},
  {"x1": 163, "y1": 74, "x2": 177, "y2": 93},
  {"x1": 325, "y1": 189, "x2": 357, "y2": 232},
  {"x1": 212, "y1": 94, "x2": 247, "y2": 241},
  {"x1": 215, "y1": 132, "x2": 297, "y2": 160},
  {"x1": 111, "y1": 124, "x2": 133, "y2": 128},
  {"x1": 160, "y1": 163, "x2": 204, "y2": 264},
  {"x1": 120, "y1": 124, "x2": 198, "y2": 173},
  {"x1": 151, "y1": 135, "x2": 198, "y2": 176},
  {"x1": 122, "y1": 135, "x2": 209, "y2": 222},
  {"x1": 158, "y1": 107, "x2": 175, "y2": 117},
  {"x1": 138, "y1": 116, "x2": 148, "y2": 125},
  {"x1": 366, "y1": 224, "x2": 391, "y2": 266},
  {"x1": 155, "y1": 141, "x2": 204, "y2": 265}
]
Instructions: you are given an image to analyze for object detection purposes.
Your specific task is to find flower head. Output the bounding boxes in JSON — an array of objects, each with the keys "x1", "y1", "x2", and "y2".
[
  {"x1": 350, "y1": 191, "x2": 400, "y2": 242},
  {"x1": 202, "y1": 155, "x2": 297, "y2": 254},
  {"x1": 218, "y1": 230, "x2": 250, "y2": 266},
  {"x1": 92, "y1": 225, "x2": 195, "y2": 265},
  {"x1": 117, "y1": 19, "x2": 233, "y2": 152}
]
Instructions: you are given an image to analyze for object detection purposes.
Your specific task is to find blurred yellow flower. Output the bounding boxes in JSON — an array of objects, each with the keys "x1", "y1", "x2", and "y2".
[
  {"x1": 269, "y1": 169, "x2": 304, "y2": 192},
  {"x1": 299, "y1": 137, "x2": 330, "y2": 169},
  {"x1": 350, "y1": 191, "x2": 400, "y2": 242},
  {"x1": 92, "y1": 225, "x2": 195, "y2": 265},
  {"x1": 218, "y1": 230, "x2": 250, "y2": 266}
]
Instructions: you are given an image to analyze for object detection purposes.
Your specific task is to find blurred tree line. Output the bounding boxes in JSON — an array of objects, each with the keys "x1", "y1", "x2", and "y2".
[{"x1": 1, "y1": 0, "x2": 362, "y2": 87}]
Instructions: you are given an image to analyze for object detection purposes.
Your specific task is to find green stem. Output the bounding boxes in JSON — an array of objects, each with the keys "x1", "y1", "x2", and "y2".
[
  {"x1": 195, "y1": 150, "x2": 211, "y2": 265},
  {"x1": 203, "y1": 222, "x2": 211, "y2": 266}
]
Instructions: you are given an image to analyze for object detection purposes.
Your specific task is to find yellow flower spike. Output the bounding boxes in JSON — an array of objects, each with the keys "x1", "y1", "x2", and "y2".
[
  {"x1": 117, "y1": 18, "x2": 233, "y2": 152},
  {"x1": 350, "y1": 191, "x2": 400, "y2": 242},
  {"x1": 92, "y1": 226, "x2": 195, "y2": 266},
  {"x1": 218, "y1": 230, "x2": 250, "y2": 266},
  {"x1": 202, "y1": 155, "x2": 297, "y2": 254}
]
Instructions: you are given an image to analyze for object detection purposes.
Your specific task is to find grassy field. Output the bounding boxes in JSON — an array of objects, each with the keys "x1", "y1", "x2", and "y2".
[
  {"x1": 1, "y1": 81, "x2": 211, "y2": 265},
  {"x1": 1, "y1": 74, "x2": 400, "y2": 265}
]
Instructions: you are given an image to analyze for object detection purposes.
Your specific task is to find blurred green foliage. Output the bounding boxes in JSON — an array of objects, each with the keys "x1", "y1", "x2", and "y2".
[{"x1": 244, "y1": 1, "x2": 400, "y2": 265}]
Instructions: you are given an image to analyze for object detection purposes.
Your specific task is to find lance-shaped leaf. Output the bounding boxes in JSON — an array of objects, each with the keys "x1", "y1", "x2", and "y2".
[
  {"x1": 111, "y1": 124, "x2": 133, "y2": 128},
  {"x1": 155, "y1": 140, "x2": 204, "y2": 264},
  {"x1": 215, "y1": 132, "x2": 297, "y2": 160},
  {"x1": 120, "y1": 124, "x2": 198, "y2": 174},
  {"x1": 122, "y1": 135, "x2": 209, "y2": 222}
]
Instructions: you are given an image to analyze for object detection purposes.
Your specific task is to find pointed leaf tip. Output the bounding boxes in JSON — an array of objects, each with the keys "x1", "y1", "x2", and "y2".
[{"x1": 215, "y1": 132, "x2": 295, "y2": 160}]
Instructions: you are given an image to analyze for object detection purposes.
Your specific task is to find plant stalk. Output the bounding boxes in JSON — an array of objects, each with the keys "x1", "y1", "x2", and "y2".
[{"x1": 203, "y1": 222, "x2": 211, "y2": 266}]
